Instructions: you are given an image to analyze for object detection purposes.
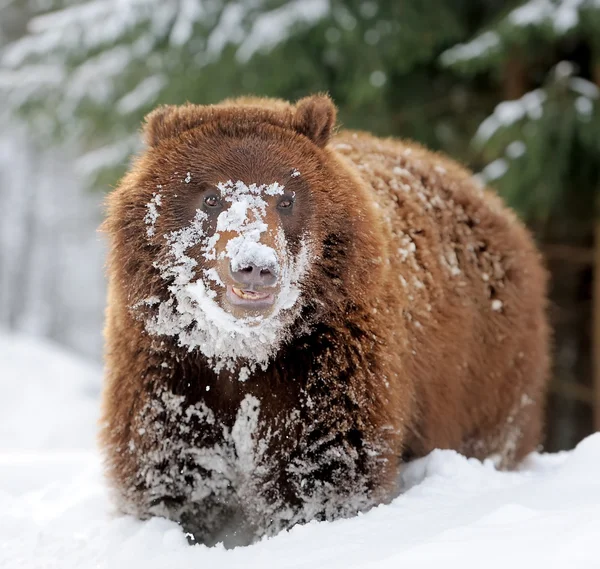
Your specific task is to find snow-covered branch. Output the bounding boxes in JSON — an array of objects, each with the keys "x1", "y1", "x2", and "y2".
[
  {"x1": 0, "y1": 0, "x2": 331, "y2": 180},
  {"x1": 440, "y1": 0, "x2": 600, "y2": 70}
]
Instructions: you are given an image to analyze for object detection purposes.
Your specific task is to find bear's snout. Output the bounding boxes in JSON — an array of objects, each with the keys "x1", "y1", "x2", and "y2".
[{"x1": 230, "y1": 261, "x2": 278, "y2": 288}]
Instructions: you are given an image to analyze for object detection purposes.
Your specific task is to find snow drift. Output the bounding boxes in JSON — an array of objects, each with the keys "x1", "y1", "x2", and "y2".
[
  {"x1": 1, "y1": 330, "x2": 599, "y2": 568},
  {"x1": 0, "y1": 331, "x2": 100, "y2": 450}
]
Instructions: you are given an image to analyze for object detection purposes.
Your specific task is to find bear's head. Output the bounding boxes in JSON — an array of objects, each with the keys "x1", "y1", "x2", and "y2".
[{"x1": 106, "y1": 95, "x2": 384, "y2": 376}]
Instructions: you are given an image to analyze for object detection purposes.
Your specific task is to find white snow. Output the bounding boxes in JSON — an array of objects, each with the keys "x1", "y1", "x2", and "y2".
[
  {"x1": 144, "y1": 191, "x2": 162, "y2": 237},
  {"x1": 205, "y1": 3, "x2": 246, "y2": 57},
  {"x1": 509, "y1": 0, "x2": 585, "y2": 33},
  {"x1": 168, "y1": 0, "x2": 206, "y2": 46},
  {"x1": 440, "y1": 31, "x2": 500, "y2": 67},
  {"x1": 206, "y1": 0, "x2": 329, "y2": 63},
  {"x1": 65, "y1": 46, "x2": 135, "y2": 107},
  {"x1": 575, "y1": 95, "x2": 594, "y2": 117},
  {"x1": 0, "y1": 330, "x2": 100, "y2": 450},
  {"x1": 506, "y1": 140, "x2": 527, "y2": 159},
  {"x1": 479, "y1": 158, "x2": 509, "y2": 183},
  {"x1": 569, "y1": 76, "x2": 600, "y2": 99},
  {"x1": 117, "y1": 388, "x2": 275, "y2": 541},
  {"x1": 75, "y1": 134, "x2": 140, "y2": 180},
  {"x1": 116, "y1": 75, "x2": 166, "y2": 115},
  {"x1": 236, "y1": 0, "x2": 329, "y2": 62},
  {"x1": 475, "y1": 89, "x2": 547, "y2": 144},
  {"x1": 213, "y1": 180, "x2": 284, "y2": 273},
  {"x1": 369, "y1": 70, "x2": 387, "y2": 88},
  {"x1": 570, "y1": 77, "x2": 598, "y2": 118},
  {"x1": 1, "y1": 330, "x2": 600, "y2": 566},
  {"x1": 510, "y1": 0, "x2": 556, "y2": 27},
  {"x1": 441, "y1": 1, "x2": 600, "y2": 69}
]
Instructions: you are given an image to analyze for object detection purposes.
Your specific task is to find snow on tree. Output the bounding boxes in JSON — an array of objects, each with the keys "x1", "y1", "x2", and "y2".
[
  {"x1": 0, "y1": 0, "x2": 330, "y2": 182},
  {"x1": 440, "y1": 0, "x2": 600, "y2": 224},
  {"x1": 441, "y1": 0, "x2": 600, "y2": 73},
  {"x1": 0, "y1": 1, "x2": 505, "y2": 185},
  {"x1": 470, "y1": 64, "x2": 599, "y2": 221}
]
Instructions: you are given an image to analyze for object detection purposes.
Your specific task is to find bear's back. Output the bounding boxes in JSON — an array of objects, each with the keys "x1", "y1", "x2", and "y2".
[{"x1": 329, "y1": 130, "x2": 548, "y2": 465}]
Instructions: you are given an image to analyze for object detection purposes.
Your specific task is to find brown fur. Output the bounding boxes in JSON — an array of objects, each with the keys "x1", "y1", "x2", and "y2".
[{"x1": 100, "y1": 95, "x2": 549, "y2": 546}]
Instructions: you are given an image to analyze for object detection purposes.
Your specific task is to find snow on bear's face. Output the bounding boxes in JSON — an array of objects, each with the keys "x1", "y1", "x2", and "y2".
[
  {"x1": 188, "y1": 178, "x2": 308, "y2": 318},
  {"x1": 136, "y1": 142, "x2": 315, "y2": 376}
]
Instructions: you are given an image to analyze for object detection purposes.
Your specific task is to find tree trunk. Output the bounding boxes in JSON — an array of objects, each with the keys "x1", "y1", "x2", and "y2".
[{"x1": 502, "y1": 52, "x2": 528, "y2": 100}]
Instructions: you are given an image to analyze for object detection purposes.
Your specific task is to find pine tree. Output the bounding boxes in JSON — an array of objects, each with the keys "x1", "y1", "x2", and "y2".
[
  {"x1": 0, "y1": 0, "x2": 506, "y2": 185},
  {"x1": 441, "y1": 0, "x2": 600, "y2": 228}
]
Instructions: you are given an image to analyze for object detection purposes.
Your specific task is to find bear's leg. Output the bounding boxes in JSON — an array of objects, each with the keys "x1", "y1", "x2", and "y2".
[
  {"x1": 459, "y1": 388, "x2": 545, "y2": 469},
  {"x1": 502, "y1": 394, "x2": 545, "y2": 468},
  {"x1": 179, "y1": 499, "x2": 256, "y2": 547}
]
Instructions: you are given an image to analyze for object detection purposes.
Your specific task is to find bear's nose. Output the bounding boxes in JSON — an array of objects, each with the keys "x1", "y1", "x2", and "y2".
[{"x1": 230, "y1": 262, "x2": 278, "y2": 287}]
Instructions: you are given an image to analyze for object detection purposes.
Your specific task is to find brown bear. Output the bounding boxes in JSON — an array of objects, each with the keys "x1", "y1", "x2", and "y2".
[{"x1": 100, "y1": 94, "x2": 549, "y2": 547}]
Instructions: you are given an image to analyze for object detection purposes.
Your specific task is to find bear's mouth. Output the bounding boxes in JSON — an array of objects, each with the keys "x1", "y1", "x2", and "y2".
[{"x1": 226, "y1": 285, "x2": 275, "y2": 309}]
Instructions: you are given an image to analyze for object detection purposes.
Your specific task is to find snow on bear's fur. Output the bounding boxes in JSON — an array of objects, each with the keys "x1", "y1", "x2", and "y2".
[{"x1": 100, "y1": 95, "x2": 549, "y2": 547}]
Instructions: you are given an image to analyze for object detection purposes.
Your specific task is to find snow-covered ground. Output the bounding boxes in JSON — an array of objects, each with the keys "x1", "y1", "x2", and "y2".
[
  {"x1": 0, "y1": 331, "x2": 100, "y2": 450},
  {"x1": 1, "y1": 330, "x2": 599, "y2": 568}
]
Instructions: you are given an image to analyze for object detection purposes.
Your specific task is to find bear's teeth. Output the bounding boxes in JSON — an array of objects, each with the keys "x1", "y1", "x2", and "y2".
[{"x1": 232, "y1": 286, "x2": 269, "y2": 300}]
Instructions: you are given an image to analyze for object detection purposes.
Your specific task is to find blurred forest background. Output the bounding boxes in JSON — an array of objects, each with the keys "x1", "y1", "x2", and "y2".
[{"x1": 0, "y1": 0, "x2": 598, "y2": 451}]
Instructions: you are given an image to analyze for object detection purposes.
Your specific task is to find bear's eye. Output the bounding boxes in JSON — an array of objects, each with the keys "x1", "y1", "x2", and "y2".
[
  {"x1": 277, "y1": 196, "x2": 295, "y2": 210},
  {"x1": 203, "y1": 194, "x2": 221, "y2": 209}
]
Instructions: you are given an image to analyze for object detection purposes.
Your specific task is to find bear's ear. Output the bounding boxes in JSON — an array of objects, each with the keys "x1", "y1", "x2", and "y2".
[
  {"x1": 143, "y1": 104, "x2": 210, "y2": 148},
  {"x1": 292, "y1": 95, "x2": 337, "y2": 148}
]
